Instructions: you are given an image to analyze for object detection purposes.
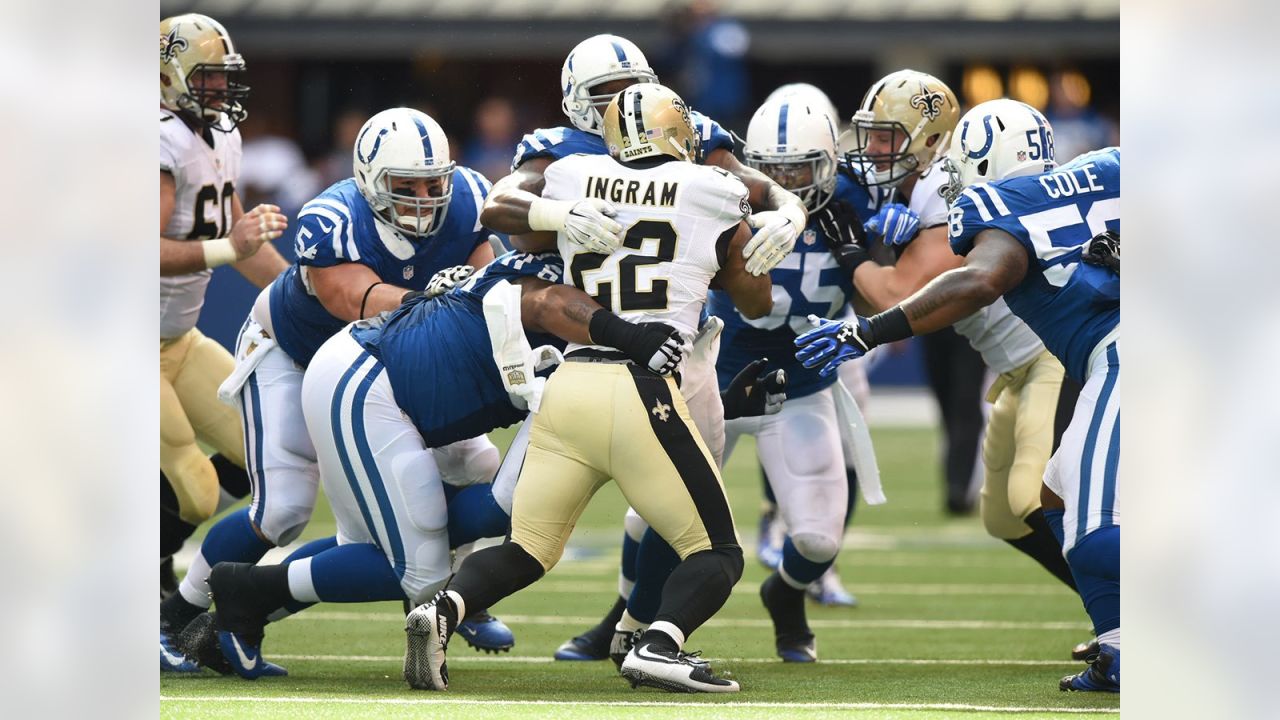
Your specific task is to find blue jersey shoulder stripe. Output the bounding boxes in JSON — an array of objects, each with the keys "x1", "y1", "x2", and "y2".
[{"x1": 457, "y1": 168, "x2": 488, "y2": 233}]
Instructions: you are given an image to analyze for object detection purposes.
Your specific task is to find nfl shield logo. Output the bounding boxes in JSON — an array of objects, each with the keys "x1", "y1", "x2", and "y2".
[
  {"x1": 1017, "y1": 150, "x2": 1027, "y2": 161},
  {"x1": 403, "y1": 266, "x2": 414, "y2": 281},
  {"x1": 803, "y1": 229, "x2": 817, "y2": 246}
]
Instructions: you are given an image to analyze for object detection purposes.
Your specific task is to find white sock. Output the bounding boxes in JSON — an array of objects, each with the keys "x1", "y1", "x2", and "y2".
[
  {"x1": 287, "y1": 557, "x2": 320, "y2": 603},
  {"x1": 177, "y1": 551, "x2": 214, "y2": 608},
  {"x1": 1097, "y1": 627, "x2": 1120, "y2": 651},
  {"x1": 646, "y1": 621, "x2": 685, "y2": 650},
  {"x1": 617, "y1": 610, "x2": 647, "y2": 633}
]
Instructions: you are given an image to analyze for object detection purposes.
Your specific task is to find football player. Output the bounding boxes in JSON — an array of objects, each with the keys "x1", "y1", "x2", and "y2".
[
  {"x1": 490, "y1": 33, "x2": 806, "y2": 664},
  {"x1": 840, "y1": 71, "x2": 1084, "y2": 610},
  {"x1": 159, "y1": 12, "x2": 286, "y2": 642},
  {"x1": 159, "y1": 106, "x2": 507, "y2": 671},
  {"x1": 405, "y1": 84, "x2": 772, "y2": 694},
  {"x1": 198, "y1": 239, "x2": 691, "y2": 678},
  {"x1": 796, "y1": 100, "x2": 1120, "y2": 692},
  {"x1": 705, "y1": 92, "x2": 900, "y2": 662},
  {"x1": 748, "y1": 81, "x2": 868, "y2": 610}
]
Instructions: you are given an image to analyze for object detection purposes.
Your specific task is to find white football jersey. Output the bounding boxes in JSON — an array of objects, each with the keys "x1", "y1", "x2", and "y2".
[
  {"x1": 911, "y1": 160, "x2": 1043, "y2": 374},
  {"x1": 160, "y1": 109, "x2": 243, "y2": 340},
  {"x1": 543, "y1": 153, "x2": 749, "y2": 368}
]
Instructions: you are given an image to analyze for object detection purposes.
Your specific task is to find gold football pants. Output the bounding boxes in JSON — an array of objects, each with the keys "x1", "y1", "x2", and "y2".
[
  {"x1": 510, "y1": 361, "x2": 739, "y2": 571},
  {"x1": 980, "y1": 350, "x2": 1071, "y2": 540},
  {"x1": 160, "y1": 328, "x2": 245, "y2": 524}
]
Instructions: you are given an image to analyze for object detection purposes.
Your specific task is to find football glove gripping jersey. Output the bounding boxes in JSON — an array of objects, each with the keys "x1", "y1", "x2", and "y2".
[
  {"x1": 864, "y1": 203, "x2": 921, "y2": 247},
  {"x1": 424, "y1": 265, "x2": 476, "y2": 299},
  {"x1": 814, "y1": 200, "x2": 871, "y2": 273}
]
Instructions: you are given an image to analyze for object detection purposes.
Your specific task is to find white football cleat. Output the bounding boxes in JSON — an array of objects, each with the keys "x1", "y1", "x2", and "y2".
[
  {"x1": 620, "y1": 641, "x2": 739, "y2": 693},
  {"x1": 404, "y1": 592, "x2": 459, "y2": 691}
]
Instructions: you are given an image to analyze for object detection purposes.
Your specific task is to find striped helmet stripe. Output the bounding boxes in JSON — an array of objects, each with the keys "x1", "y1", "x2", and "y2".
[
  {"x1": 411, "y1": 114, "x2": 433, "y2": 162},
  {"x1": 609, "y1": 39, "x2": 627, "y2": 62},
  {"x1": 776, "y1": 102, "x2": 789, "y2": 146}
]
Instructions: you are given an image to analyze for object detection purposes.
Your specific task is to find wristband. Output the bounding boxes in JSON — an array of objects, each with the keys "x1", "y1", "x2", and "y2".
[
  {"x1": 201, "y1": 238, "x2": 238, "y2": 269},
  {"x1": 864, "y1": 306, "x2": 913, "y2": 347},
  {"x1": 527, "y1": 198, "x2": 572, "y2": 232},
  {"x1": 359, "y1": 282, "x2": 384, "y2": 319}
]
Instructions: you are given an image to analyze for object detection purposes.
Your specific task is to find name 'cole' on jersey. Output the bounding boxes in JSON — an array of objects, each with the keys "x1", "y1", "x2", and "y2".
[
  {"x1": 510, "y1": 109, "x2": 734, "y2": 171},
  {"x1": 710, "y1": 167, "x2": 880, "y2": 399},
  {"x1": 541, "y1": 153, "x2": 750, "y2": 369},
  {"x1": 349, "y1": 250, "x2": 565, "y2": 446},
  {"x1": 949, "y1": 147, "x2": 1120, "y2": 384},
  {"x1": 160, "y1": 109, "x2": 242, "y2": 340},
  {"x1": 266, "y1": 168, "x2": 495, "y2": 368}
]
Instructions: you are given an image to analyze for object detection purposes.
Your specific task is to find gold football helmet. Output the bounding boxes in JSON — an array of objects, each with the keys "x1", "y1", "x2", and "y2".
[
  {"x1": 602, "y1": 84, "x2": 699, "y2": 164},
  {"x1": 160, "y1": 14, "x2": 249, "y2": 131},
  {"x1": 849, "y1": 69, "x2": 959, "y2": 187}
]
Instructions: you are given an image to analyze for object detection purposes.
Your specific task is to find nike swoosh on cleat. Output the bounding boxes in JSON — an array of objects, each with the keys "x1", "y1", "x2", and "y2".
[
  {"x1": 229, "y1": 634, "x2": 258, "y2": 670},
  {"x1": 161, "y1": 643, "x2": 188, "y2": 667},
  {"x1": 634, "y1": 645, "x2": 677, "y2": 664}
]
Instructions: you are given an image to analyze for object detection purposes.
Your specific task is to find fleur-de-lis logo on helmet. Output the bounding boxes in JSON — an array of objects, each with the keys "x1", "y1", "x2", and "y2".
[
  {"x1": 910, "y1": 83, "x2": 945, "y2": 121},
  {"x1": 160, "y1": 25, "x2": 189, "y2": 64}
]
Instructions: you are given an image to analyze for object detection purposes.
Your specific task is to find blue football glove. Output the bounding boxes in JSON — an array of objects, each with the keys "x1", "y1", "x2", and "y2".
[
  {"x1": 863, "y1": 203, "x2": 921, "y2": 247},
  {"x1": 794, "y1": 315, "x2": 872, "y2": 378}
]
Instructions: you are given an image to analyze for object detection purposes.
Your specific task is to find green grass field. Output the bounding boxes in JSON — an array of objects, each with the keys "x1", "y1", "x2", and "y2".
[{"x1": 161, "y1": 425, "x2": 1120, "y2": 719}]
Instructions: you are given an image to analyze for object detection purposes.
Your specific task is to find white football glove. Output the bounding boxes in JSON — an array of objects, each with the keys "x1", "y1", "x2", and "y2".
[
  {"x1": 743, "y1": 203, "x2": 806, "y2": 276},
  {"x1": 528, "y1": 197, "x2": 624, "y2": 255},
  {"x1": 424, "y1": 265, "x2": 476, "y2": 298}
]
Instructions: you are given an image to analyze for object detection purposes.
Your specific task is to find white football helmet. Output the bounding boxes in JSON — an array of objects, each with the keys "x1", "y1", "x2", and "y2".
[
  {"x1": 352, "y1": 108, "x2": 455, "y2": 238},
  {"x1": 764, "y1": 83, "x2": 839, "y2": 131},
  {"x1": 743, "y1": 96, "x2": 838, "y2": 212},
  {"x1": 941, "y1": 99, "x2": 1057, "y2": 204},
  {"x1": 560, "y1": 34, "x2": 658, "y2": 135}
]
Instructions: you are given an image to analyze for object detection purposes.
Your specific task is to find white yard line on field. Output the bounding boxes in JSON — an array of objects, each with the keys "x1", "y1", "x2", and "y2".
[
  {"x1": 266, "y1": 653, "x2": 1081, "y2": 667},
  {"x1": 283, "y1": 612, "x2": 1090, "y2": 631},
  {"x1": 160, "y1": 696, "x2": 1116, "y2": 714}
]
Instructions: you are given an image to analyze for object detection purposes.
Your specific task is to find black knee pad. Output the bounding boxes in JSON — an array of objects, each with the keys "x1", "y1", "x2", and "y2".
[{"x1": 708, "y1": 544, "x2": 744, "y2": 586}]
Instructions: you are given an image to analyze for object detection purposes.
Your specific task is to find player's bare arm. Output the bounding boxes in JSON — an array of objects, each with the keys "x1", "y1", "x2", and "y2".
[
  {"x1": 714, "y1": 221, "x2": 774, "y2": 319},
  {"x1": 309, "y1": 262, "x2": 414, "y2": 321},
  {"x1": 897, "y1": 228, "x2": 1027, "y2": 334},
  {"x1": 160, "y1": 171, "x2": 289, "y2": 277},
  {"x1": 853, "y1": 225, "x2": 964, "y2": 311},
  {"x1": 480, "y1": 157, "x2": 552, "y2": 236},
  {"x1": 515, "y1": 277, "x2": 682, "y2": 371},
  {"x1": 483, "y1": 157, "x2": 620, "y2": 254}
]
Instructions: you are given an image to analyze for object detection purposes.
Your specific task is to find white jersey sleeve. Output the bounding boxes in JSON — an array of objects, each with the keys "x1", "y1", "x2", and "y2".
[{"x1": 908, "y1": 160, "x2": 952, "y2": 228}]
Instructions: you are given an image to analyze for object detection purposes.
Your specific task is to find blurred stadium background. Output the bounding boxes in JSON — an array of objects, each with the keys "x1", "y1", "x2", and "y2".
[{"x1": 163, "y1": 0, "x2": 1118, "y2": 392}]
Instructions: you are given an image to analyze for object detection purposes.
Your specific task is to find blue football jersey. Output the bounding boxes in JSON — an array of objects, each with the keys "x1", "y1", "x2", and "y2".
[
  {"x1": 510, "y1": 110, "x2": 734, "y2": 171},
  {"x1": 711, "y1": 170, "x2": 882, "y2": 399},
  {"x1": 269, "y1": 168, "x2": 494, "y2": 367},
  {"x1": 948, "y1": 147, "x2": 1120, "y2": 384},
  {"x1": 349, "y1": 250, "x2": 566, "y2": 447}
]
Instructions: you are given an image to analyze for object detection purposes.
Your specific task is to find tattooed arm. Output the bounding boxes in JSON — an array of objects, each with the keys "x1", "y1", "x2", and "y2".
[{"x1": 896, "y1": 228, "x2": 1028, "y2": 335}]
